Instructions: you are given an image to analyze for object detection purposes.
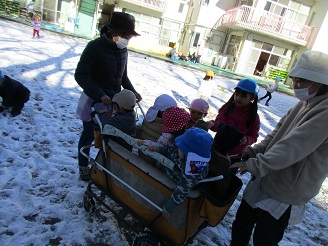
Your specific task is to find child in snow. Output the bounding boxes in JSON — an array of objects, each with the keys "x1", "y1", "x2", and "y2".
[
  {"x1": 27, "y1": 0, "x2": 35, "y2": 19},
  {"x1": 207, "y1": 78, "x2": 260, "y2": 156},
  {"x1": 150, "y1": 127, "x2": 213, "y2": 218},
  {"x1": 197, "y1": 70, "x2": 216, "y2": 101},
  {"x1": 206, "y1": 123, "x2": 244, "y2": 200},
  {"x1": 186, "y1": 98, "x2": 209, "y2": 129},
  {"x1": 32, "y1": 14, "x2": 41, "y2": 39},
  {"x1": 258, "y1": 76, "x2": 280, "y2": 106},
  {"x1": 0, "y1": 70, "x2": 30, "y2": 117}
]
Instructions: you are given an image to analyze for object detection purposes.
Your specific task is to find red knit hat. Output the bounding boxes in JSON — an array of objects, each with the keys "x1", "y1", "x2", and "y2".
[{"x1": 162, "y1": 106, "x2": 191, "y2": 133}]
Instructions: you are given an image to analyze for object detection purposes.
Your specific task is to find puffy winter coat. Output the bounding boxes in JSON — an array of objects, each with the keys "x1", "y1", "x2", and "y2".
[
  {"x1": 139, "y1": 117, "x2": 163, "y2": 164},
  {"x1": 75, "y1": 35, "x2": 137, "y2": 100},
  {"x1": 140, "y1": 117, "x2": 163, "y2": 142},
  {"x1": 266, "y1": 81, "x2": 278, "y2": 93}
]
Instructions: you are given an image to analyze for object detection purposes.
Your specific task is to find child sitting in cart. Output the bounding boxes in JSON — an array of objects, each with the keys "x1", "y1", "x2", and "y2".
[
  {"x1": 140, "y1": 94, "x2": 177, "y2": 144},
  {"x1": 137, "y1": 94, "x2": 177, "y2": 164},
  {"x1": 137, "y1": 106, "x2": 190, "y2": 170},
  {"x1": 148, "y1": 127, "x2": 214, "y2": 219},
  {"x1": 94, "y1": 89, "x2": 137, "y2": 151},
  {"x1": 186, "y1": 98, "x2": 209, "y2": 129},
  {"x1": 138, "y1": 106, "x2": 190, "y2": 148}
]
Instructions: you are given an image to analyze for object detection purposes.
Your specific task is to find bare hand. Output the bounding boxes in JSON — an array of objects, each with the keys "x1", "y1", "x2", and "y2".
[
  {"x1": 134, "y1": 92, "x2": 142, "y2": 102},
  {"x1": 239, "y1": 136, "x2": 247, "y2": 145},
  {"x1": 206, "y1": 121, "x2": 214, "y2": 129},
  {"x1": 147, "y1": 146, "x2": 158, "y2": 152},
  {"x1": 230, "y1": 162, "x2": 248, "y2": 175},
  {"x1": 101, "y1": 95, "x2": 111, "y2": 105},
  {"x1": 136, "y1": 139, "x2": 144, "y2": 146},
  {"x1": 241, "y1": 148, "x2": 256, "y2": 159}
]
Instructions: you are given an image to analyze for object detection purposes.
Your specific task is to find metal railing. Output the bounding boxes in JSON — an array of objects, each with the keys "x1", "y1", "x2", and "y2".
[
  {"x1": 221, "y1": 5, "x2": 313, "y2": 45},
  {"x1": 122, "y1": 0, "x2": 167, "y2": 12}
]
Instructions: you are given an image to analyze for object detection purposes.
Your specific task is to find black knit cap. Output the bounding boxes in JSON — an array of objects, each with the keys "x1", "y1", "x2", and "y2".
[{"x1": 106, "y1": 12, "x2": 140, "y2": 36}]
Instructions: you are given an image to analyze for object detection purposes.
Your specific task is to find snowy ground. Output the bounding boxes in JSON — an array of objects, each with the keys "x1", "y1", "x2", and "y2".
[{"x1": 0, "y1": 18, "x2": 327, "y2": 245}]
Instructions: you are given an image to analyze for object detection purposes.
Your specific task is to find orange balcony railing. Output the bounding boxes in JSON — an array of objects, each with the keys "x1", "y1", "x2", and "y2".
[
  {"x1": 122, "y1": 0, "x2": 167, "y2": 12},
  {"x1": 221, "y1": 5, "x2": 313, "y2": 46}
]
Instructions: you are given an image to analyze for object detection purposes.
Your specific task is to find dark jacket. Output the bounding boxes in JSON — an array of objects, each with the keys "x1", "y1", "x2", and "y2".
[
  {"x1": 0, "y1": 75, "x2": 30, "y2": 107},
  {"x1": 74, "y1": 35, "x2": 136, "y2": 100},
  {"x1": 99, "y1": 110, "x2": 136, "y2": 150},
  {"x1": 207, "y1": 146, "x2": 232, "y2": 200}
]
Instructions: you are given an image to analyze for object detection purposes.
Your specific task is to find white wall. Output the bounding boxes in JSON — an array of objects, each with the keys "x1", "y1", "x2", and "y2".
[{"x1": 308, "y1": 0, "x2": 328, "y2": 55}]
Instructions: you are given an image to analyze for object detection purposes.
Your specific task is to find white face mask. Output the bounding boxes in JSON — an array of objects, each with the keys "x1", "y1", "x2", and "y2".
[
  {"x1": 115, "y1": 38, "x2": 129, "y2": 49},
  {"x1": 293, "y1": 82, "x2": 316, "y2": 101}
]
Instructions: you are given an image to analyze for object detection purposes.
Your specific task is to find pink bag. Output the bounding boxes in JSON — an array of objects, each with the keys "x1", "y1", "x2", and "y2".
[{"x1": 76, "y1": 92, "x2": 94, "y2": 122}]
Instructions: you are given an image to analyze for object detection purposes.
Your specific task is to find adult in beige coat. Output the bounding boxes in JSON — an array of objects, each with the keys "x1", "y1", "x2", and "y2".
[{"x1": 230, "y1": 51, "x2": 328, "y2": 246}]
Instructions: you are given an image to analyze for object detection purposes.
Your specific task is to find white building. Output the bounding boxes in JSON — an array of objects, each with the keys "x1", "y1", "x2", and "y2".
[
  {"x1": 108, "y1": 0, "x2": 328, "y2": 84},
  {"x1": 1, "y1": 0, "x2": 327, "y2": 83}
]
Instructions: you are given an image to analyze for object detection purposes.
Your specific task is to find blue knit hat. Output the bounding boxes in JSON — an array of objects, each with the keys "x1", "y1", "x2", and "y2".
[{"x1": 175, "y1": 127, "x2": 213, "y2": 158}]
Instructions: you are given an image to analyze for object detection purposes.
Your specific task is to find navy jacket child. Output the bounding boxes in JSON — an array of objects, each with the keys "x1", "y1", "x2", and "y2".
[
  {"x1": 0, "y1": 70, "x2": 30, "y2": 117},
  {"x1": 207, "y1": 124, "x2": 244, "y2": 200}
]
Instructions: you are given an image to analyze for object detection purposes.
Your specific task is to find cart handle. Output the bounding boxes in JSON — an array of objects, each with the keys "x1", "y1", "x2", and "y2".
[
  {"x1": 102, "y1": 125, "x2": 176, "y2": 171},
  {"x1": 137, "y1": 101, "x2": 146, "y2": 118}
]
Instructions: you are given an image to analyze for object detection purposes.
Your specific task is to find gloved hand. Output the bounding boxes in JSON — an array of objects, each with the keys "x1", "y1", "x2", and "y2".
[
  {"x1": 100, "y1": 95, "x2": 111, "y2": 105},
  {"x1": 93, "y1": 103, "x2": 112, "y2": 114}
]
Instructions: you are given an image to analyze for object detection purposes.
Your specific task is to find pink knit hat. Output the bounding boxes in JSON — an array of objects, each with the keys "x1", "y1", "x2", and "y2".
[{"x1": 162, "y1": 106, "x2": 191, "y2": 133}]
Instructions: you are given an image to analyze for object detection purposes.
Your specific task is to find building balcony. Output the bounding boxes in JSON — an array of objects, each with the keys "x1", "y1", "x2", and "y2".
[
  {"x1": 121, "y1": 0, "x2": 167, "y2": 12},
  {"x1": 221, "y1": 5, "x2": 313, "y2": 46}
]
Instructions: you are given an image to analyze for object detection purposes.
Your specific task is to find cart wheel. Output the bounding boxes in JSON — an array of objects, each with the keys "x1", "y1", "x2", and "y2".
[
  {"x1": 132, "y1": 231, "x2": 160, "y2": 246},
  {"x1": 99, "y1": 192, "x2": 106, "y2": 201},
  {"x1": 117, "y1": 208, "x2": 128, "y2": 219},
  {"x1": 83, "y1": 193, "x2": 95, "y2": 213}
]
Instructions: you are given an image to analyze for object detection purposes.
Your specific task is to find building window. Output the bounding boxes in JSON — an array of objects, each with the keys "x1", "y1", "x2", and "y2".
[
  {"x1": 178, "y1": 3, "x2": 184, "y2": 13},
  {"x1": 308, "y1": 12, "x2": 316, "y2": 26},
  {"x1": 240, "y1": 0, "x2": 253, "y2": 6},
  {"x1": 200, "y1": 0, "x2": 210, "y2": 6},
  {"x1": 193, "y1": 33, "x2": 200, "y2": 47},
  {"x1": 285, "y1": 0, "x2": 310, "y2": 25}
]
